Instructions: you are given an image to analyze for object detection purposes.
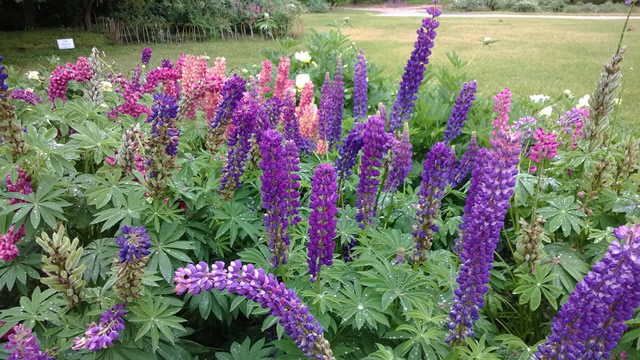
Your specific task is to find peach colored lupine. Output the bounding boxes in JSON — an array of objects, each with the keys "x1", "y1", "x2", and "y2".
[
  {"x1": 273, "y1": 57, "x2": 290, "y2": 100},
  {"x1": 297, "y1": 82, "x2": 314, "y2": 118},
  {"x1": 299, "y1": 103, "x2": 318, "y2": 139},
  {"x1": 315, "y1": 139, "x2": 328, "y2": 155}
]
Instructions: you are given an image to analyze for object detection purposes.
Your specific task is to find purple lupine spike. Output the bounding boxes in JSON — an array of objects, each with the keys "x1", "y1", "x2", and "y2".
[
  {"x1": 173, "y1": 260, "x2": 335, "y2": 359},
  {"x1": 141, "y1": 48, "x2": 152, "y2": 66},
  {"x1": 147, "y1": 93, "x2": 179, "y2": 155},
  {"x1": 210, "y1": 75, "x2": 246, "y2": 130},
  {"x1": 388, "y1": 6, "x2": 441, "y2": 132},
  {"x1": 146, "y1": 94, "x2": 179, "y2": 197},
  {"x1": 317, "y1": 72, "x2": 333, "y2": 145},
  {"x1": 453, "y1": 131, "x2": 479, "y2": 187},
  {"x1": 446, "y1": 129, "x2": 521, "y2": 344},
  {"x1": 10, "y1": 89, "x2": 43, "y2": 106},
  {"x1": 411, "y1": 142, "x2": 458, "y2": 264},
  {"x1": 342, "y1": 236, "x2": 359, "y2": 263},
  {"x1": 335, "y1": 123, "x2": 364, "y2": 181},
  {"x1": 0, "y1": 55, "x2": 8, "y2": 92},
  {"x1": 384, "y1": 122, "x2": 413, "y2": 193},
  {"x1": 264, "y1": 96, "x2": 282, "y2": 129},
  {"x1": 353, "y1": 50, "x2": 368, "y2": 122},
  {"x1": 329, "y1": 57, "x2": 345, "y2": 150},
  {"x1": 220, "y1": 92, "x2": 260, "y2": 192},
  {"x1": 116, "y1": 225, "x2": 151, "y2": 263},
  {"x1": 161, "y1": 58, "x2": 174, "y2": 68},
  {"x1": 5, "y1": 324, "x2": 54, "y2": 360},
  {"x1": 512, "y1": 116, "x2": 538, "y2": 143},
  {"x1": 535, "y1": 224, "x2": 640, "y2": 360},
  {"x1": 307, "y1": 163, "x2": 338, "y2": 283},
  {"x1": 259, "y1": 129, "x2": 291, "y2": 267},
  {"x1": 72, "y1": 304, "x2": 127, "y2": 352},
  {"x1": 444, "y1": 80, "x2": 477, "y2": 143},
  {"x1": 356, "y1": 115, "x2": 387, "y2": 228},
  {"x1": 282, "y1": 88, "x2": 310, "y2": 153},
  {"x1": 284, "y1": 140, "x2": 302, "y2": 227}
]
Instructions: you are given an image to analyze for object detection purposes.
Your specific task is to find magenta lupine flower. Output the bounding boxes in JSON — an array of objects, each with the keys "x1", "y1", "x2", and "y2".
[
  {"x1": 73, "y1": 304, "x2": 127, "y2": 352},
  {"x1": 107, "y1": 66, "x2": 149, "y2": 119},
  {"x1": 353, "y1": 50, "x2": 368, "y2": 122},
  {"x1": 444, "y1": 80, "x2": 477, "y2": 143},
  {"x1": 512, "y1": 116, "x2": 538, "y2": 143},
  {"x1": 356, "y1": 115, "x2": 387, "y2": 228},
  {"x1": 258, "y1": 60, "x2": 273, "y2": 97},
  {"x1": 329, "y1": 57, "x2": 345, "y2": 150},
  {"x1": 411, "y1": 142, "x2": 458, "y2": 264},
  {"x1": 10, "y1": 89, "x2": 42, "y2": 106},
  {"x1": 535, "y1": 224, "x2": 640, "y2": 360},
  {"x1": 48, "y1": 57, "x2": 92, "y2": 103},
  {"x1": 6, "y1": 167, "x2": 34, "y2": 204},
  {"x1": 317, "y1": 72, "x2": 333, "y2": 144},
  {"x1": 141, "y1": 48, "x2": 152, "y2": 66},
  {"x1": 528, "y1": 127, "x2": 558, "y2": 164},
  {"x1": 173, "y1": 260, "x2": 334, "y2": 359},
  {"x1": 5, "y1": 324, "x2": 53, "y2": 360},
  {"x1": 161, "y1": 58, "x2": 180, "y2": 99},
  {"x1": 453, "y1": 132, "x2": 479, "y2": 187},
  {"x1": 210, "y1": 75, "x2": 247, "y2": 134},
  {"x1": 139, "y1": 66, "x2": 180, "y2": 94},
  {"x1": 447, "y1": 129, "x2": 521, "y2": 343},
  {"x1": 285, "y1": 140, "x2": 302, "y2": 227},
  {"x1": 116, "y1": 225, "x2": 151, "y2": 263},
  {"x1": 308, "y1": 164, "x2": 338, "y2": 283},
  {"x1": 384, "y1": 122, "x2": 413, "y2": 193},
  {"x1": 273, "y1": 57, "x2": 291, "y2": 100},
  {"x1": 335, "y1": 123, "x2": 364, "y2": 181},
  {"x1": 491, "y1": 88, "x2": 512, "y2": 135},
  {"x1": 259, "y1": 129, "x2": 291, "y2": 267},
  {"x1": 388, "y1": 6, "x2": 441, "y2": 132},
  {"x1": 0, "y1": 225, "x2": 25, "y2": 261}
]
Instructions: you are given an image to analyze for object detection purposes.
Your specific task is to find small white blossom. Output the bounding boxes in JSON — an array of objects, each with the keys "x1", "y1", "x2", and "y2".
[
  {"x1": 295, "y1": 74, "x2": 311, "y2": 89},
  {"x1": 26, "y1": 71, "x2": 40, "y2": 80},
  {"x1": 264, "y1": 12, "x2": 269, "y2": 18},
  {"x1": 577, "y1": 94, "x2": 590, "y2": 109},
  {"x1": 241, "y1": 68, "x2": 249, "y2": 74},
  {"x1": 538, "y1": 106, "x2": 553, "y2": 117},
  {"x1": 294, "y1": 51, "x2": 312, "y2": 64},
  {"x1": 102, "y1": 81, "x2": 113, "y2": 92},
  {"x1": 529, "y1": 94, "x2": 550, "y2": 103},
  {"x1": 100, "y1": 103, "x2": 108, "y2": 108}
]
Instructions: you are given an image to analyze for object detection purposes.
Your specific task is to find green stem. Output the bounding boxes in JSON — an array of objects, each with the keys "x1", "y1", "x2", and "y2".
[
  {"x1": 616, "y1": 2, "x2": 635, "y2": 54},
  {"x1": 466, "y1": 42, "x2": 484, "y2": 68},
  {"x1": 530, "y1": 160, "x2": 545, "y2": 222},
  {"x1": 373, "y1": 166, "x2": 389, "y2": 218},
  {"x1": 383, "y1": 192, "x2": 396, "y2": 228}
]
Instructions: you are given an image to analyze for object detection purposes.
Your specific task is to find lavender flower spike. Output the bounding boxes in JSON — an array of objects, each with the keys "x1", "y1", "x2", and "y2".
[
  {"x1": 335, "y1": 123, "x2": 364, "y2": 181},
  {"x1": 285, "y1": 140, "x2": 302, "y2": 227},
  {"x1": 116, "y1": 225, "x2": 151, "y2": 263},
  {"x1": 5, "y1": 324, "x2": 54, "y2": 360},
  {"x1": 356, "y1": 115, "x2": 387, "y2": 228},
  {"x1": 73, "y1": 304, "x2": 127, "y2": 352},
  {"x1": 535, "y1": 224, "x2": 640, "y2": 360},
  {"x1": 446, "y1": 129, "x2": 521, "y2": 344},
  {"x1": 384, "y1": 122, "x2": 413, "y2": 193},
  {"x1": 444, "y1": 80, "x2": 477, "y2": 143},
  {"x1": 141, "y1": 47, "x2": 152, "y2": 66},
  {"x1": 388, "y1": 6, "x2": 441, "y2": 132},
  {"x1": 453, "y1": 131, "x2": 479, "y2": 188},
  {"x1": 10, "y1": 89, "x2": 43, "y2": 106},
  {"x1": 308, "y1": 163, "x2": 338, "y2": 283},
  {"x1": 317, "y1": 72, "x2": 333, "y2": 145},
  {"x1": 174, "y1": 260, "x2": 335, "y2": 359},
  {"x1": 329, "y1": 57, "x2": 345, "y2": 150},
  {"x1": 353, "y1": 50, "x2": 368, "y2": 122}
]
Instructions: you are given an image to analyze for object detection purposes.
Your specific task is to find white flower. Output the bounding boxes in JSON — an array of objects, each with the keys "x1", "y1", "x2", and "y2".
[
  {"x1": 564, "y1": 89, "x2": 572, "y2": 95},
  {"x1": 201, "y1": 55, "x2": 211, "y2": 60},
  {"x1": 295, "y1": 74, "x2": 311, "y2": 89},
  {"x1": 101, "y1": 81, "x2": 113, "y2": 92},
  {"x1": 577, "y1": 94, "x2": 590, "y2": 109},
  {"x1": 343, "y1": 16, "x2": 350, "y2": 22},
  {"x1": 529, "y1": 94, "x2": 550, "y2": 103},
  {"x1": 294, "y1": 51, "x2": 312, "y2": 64},
  {"x1": 538, "y1": 106, "x2": 553, "y2": 117},
  {"x1": 100, "y1": 103, "x2": 108, "y2": 108},
  {"x1": 264, "y1": 12, "x2": 269, "y2": 18},
  {"x1": 26, "y1": 71, "x2": 40, "y2": 80},
  {"x1": 614, "y1": 98, "x2": 622, "y2": 105},
  {"x1": 241, "y1": 68, "x2": 248, "y2": 74}
]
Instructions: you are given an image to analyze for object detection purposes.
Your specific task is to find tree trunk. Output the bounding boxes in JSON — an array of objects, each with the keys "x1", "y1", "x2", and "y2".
[{"x1": 83, "y1": 0, "x2": 95, "y2": 31}]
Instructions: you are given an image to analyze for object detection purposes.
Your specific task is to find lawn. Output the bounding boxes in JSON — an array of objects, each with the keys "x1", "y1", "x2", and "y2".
[{"x1": 0, "y1": 10, "x2": 638, "y2": 123}]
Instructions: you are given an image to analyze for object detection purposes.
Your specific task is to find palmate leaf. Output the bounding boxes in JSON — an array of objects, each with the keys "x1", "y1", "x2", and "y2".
[
  {"x1": 212, "y1": 198, "x2": 261, "y2": 247},
  {"x1": 338, "y1": 283, "x2": 389, "y2": 331},
  {"x1": 537, "y1": 195, "x2": 586, "y2": 237},
  {"x1": 91, "y1": 189, "x2": 146, "y2": 232},
  {"x1": 386, "y1": 302, "x2": 449, "y2": 360},
  {"x1": 513, "y1": 263, "x2": 561, "y2": 311},
  {"x1": 215, "y1": 337, "x2": 275, "y2": 360},
  {"x1": 81, "y1": 170, "x2": 139, "y2": 209},
  {"x1": 23, "y1": 125, "x2": 78, "y2": 176},
  {"x1": 80, "y1": 238, "x2": 119, "y2": 284},
  {"x1": 456, "y1": 334, "x2": 500, "y2": 360},
  {"x1": 92, "y1": 340, "x2": 156, "y2": 360},
  {"x1": 0, "y1": 253, "x2": 40, "y2": 292},
  {"x1": 68, "y1": 121, "x2": 119, "y2": 164},
  {"x1": 147, "y1": 222, "x2": 194, "y2": 283},
  {"x1": 0, "y1": 287, "x2": 67, "y2": 337},
  {"x1": 543, "y1": 242, "x2": 590, "y2": 294},
  {"x1": 129, "y1": 297, "x2": 187, "y2": 352}
]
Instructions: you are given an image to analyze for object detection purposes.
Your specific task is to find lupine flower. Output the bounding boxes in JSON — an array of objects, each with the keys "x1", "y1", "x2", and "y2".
[
  {"x1": 141, "y1": 47, "x2": 152, "y2": 66},
  {"x1": 259, "y1": 129, "x2": 291, "y2": 267},
  {"x1": 84, "y1": 47, "x2": 104, "y2": 103},
  {"x1": 453, "y1": 132, "x2": 479, "y2": 187},
  {"x1": 353, "y1": 50, "x2": 368, "y2": 122},
  {"x1": 173, "y1": 260, "x2": 335, "y2": 359},
  {"x1": 204, "y1": 67, "x2": 223, "y2": 120},
  {"x1": 356, "y1": 115, "x2": 387, "y2": 228},
  {"x1": 411, "y1": 142, "x2": 457, "y2": 264},
  {"x1": 329, "y1": 57, "x2": 345, "y2": 150},
  {"x1": 273, "y1": 57, "x2": 291, "y2": 100},
  {"x1": 208, "y1": 75, "x2": 246, "y2": 149},
  {"x1": 0, "y1": 225, "x2": 25, "y2": 261},
  {"x1": 213, "y1": 57, "x2": 226, "y2": 78},
  {"x1": 491, "y1": 88, "x2": 512, "y2": 134},
  {"x1": 0, "y1": 55, "x2": 8, "y2": 92},
  {"x1": 140, "y1": 66, "x2": 181, "y2": 95},
  {"x1": 515, "y1": 216, "x2": 546, "y2": 273},
  {"x1": 396, "y1": 247, "x2": 406, "y2": 265},
  {"x1": 285, "y1": 140, "x2": 302, "y2": 227},
  {"x1": 1, "y1": 167, "x2": 33, "y2": 261},
  {"x1": 377, "y1": 103, "x2": 387, "y2": 123},
  {"x1": 73, "y1": 304, "x2": 127, "y2": 352},
  {"x1": 307, "y1": 163, "x2": 338, "y2": 282},
  {"x1": 528, "y1": 128, "x2": 558, "y2": 164},
  {"x1": 299, "y1": 103, "x2": 318, "y2": 140},
  {"x1": 114, "y1": 226, "x2": 151, "y2": 302},
  {"x1": 176, "y1": 72, "x2": 223, "y2": 122},
  {"x1": 107, "y1": 66, "x2": 150, "y2": 119},
  {"x1": 316, "y1": 139, "x2": 328, "y2": 155},
  {"x1": 258, "y1": 60, "x2": 273, "y2": 97},
  {"x1": 512, "y1": 116, "x2": 538, "y2": 143},
  {"x1": 535, "y1": 224, "x2": 640, "y2": 360},
  {"x1": 0, "y1": 76, "x2": 28, "y2": 155},
  {"x1": 5, "y1": 324, "x2": 53, "y2": 360},
  {"x1": 317, "y1": 72, "x2": 333, "y2": 145},
  {"x1": 282, "y1": 88, "x2": 309, "y2": 152},
  {"x1": 161, "y1": 58, "x2": 180, "y2": 99},
  {"x1": 48, "y1": 57, "x2": 92, "y2": 103},
  {"x1": 10, "y1": 89, "x2": 43, "y2": 106},
  {"x1": 447, "y1": 129, "x2": 521, "y2": 343},
  {"x1": 444, "y1": 80, "x2": 477, "y2": 143},
  {"x1": 6, "y1": 167, "x2": 34, "y2": 204},
  {"x1": 558, "y1": 107, "x2": 588, "y2": 150},
  {"x1": 146, "y1": 94, "x2": 180, "y2": 197},
  {"x1": 342, "y1": 236, "x2": 359, "y2": 262},
  {"x1": 335, "y1": 123, "x2": 364, "y2": 181},
  {"x1": 116, "y1": 124, "x2": 145, "y2": 175},
  {"x1": 388, "y1": 6, "x2": 441, "y2": 132},
  {"x1": 297, "y1": 81, "x2": 315, "y2": 118},
  {"x1": 264, "y1": 96, "x2": 282, "y2": 129},
  {"x1": 384, "y1": 122, "x2": 413, "y2": 193},
  {"x1": 180, "y1": 55, "x2": 209, "y2": 120}
]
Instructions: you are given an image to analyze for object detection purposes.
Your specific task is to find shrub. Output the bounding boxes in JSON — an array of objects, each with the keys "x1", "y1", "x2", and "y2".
[
  {"x1": 511, "y1": 0, "x2": 541, "y2": 11},
  {"x1": 450, "y1": 0, "x2": 481, "y2": 11},
  {"x1": 304, "y1": 0, "x2": 331, "y2": 12},
  {"x1": 539, "y1": 0, "x2": 566, "y2": 11}
]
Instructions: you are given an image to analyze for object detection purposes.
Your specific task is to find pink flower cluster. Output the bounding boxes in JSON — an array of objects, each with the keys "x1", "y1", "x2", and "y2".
[
  {"x1": 48, "y1": 57, "x2": 92, "y2": 103},
  {"x1": 1, "y1": 168, "x2": 33, "y2": 261},
  {"x1": 258, "y1": 60, "x2": 273, "y2": 97},
  {"x1": 529, "y1": 127, "x2": 558, "y2": 164},
  {"x1": 273, "y1": 57, "x2": 292, "y2": 100},
  {"x1": 491, "y1": 88, "x2": 512, "y2": 134}
]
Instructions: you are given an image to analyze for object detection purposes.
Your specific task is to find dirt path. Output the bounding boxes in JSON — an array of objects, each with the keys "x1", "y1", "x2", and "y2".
[{"x1": 342, "y1": 6, "x2": 640, "y2": 20}]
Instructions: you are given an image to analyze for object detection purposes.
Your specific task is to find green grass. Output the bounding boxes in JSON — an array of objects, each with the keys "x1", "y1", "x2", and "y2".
[{"x1": 0, "y1": 11, "x2": 638, "y2": 123}]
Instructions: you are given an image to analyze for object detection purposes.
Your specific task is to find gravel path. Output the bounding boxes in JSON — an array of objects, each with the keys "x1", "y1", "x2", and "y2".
[{"x1": 342, "y1": 6, "x2": 640, "y2": 20}]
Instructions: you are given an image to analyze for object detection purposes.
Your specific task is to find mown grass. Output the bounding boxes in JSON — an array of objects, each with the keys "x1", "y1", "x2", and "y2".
[{"x1": 0, "y1": 10, "x2": 638, "y2": 123}]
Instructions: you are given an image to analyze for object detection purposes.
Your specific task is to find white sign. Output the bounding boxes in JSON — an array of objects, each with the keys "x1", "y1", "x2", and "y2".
[{"x1": 57, "y1": 38, "x2": 75, "y2": 50}]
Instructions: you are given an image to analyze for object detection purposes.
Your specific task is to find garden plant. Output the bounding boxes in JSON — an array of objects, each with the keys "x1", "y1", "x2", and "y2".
[{"x1": 0, "y1": 1, "x2": 639, "y2": 359}]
